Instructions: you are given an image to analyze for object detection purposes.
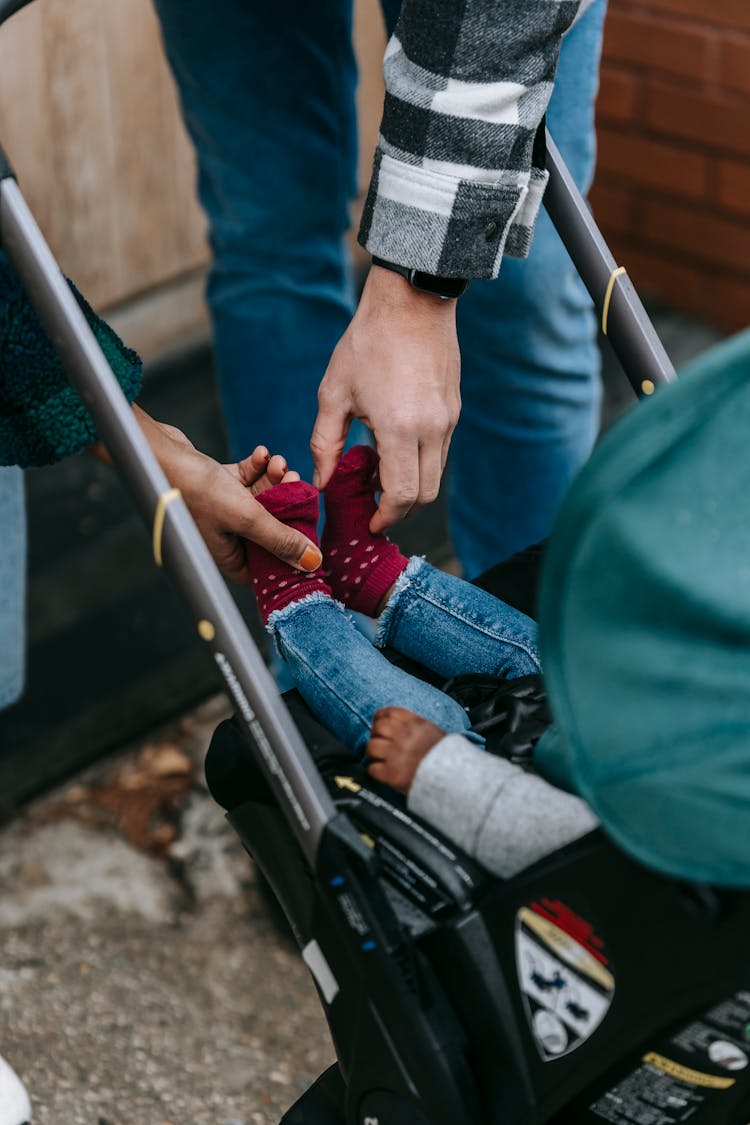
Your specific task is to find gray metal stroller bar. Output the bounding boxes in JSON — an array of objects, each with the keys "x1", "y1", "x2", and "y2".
[
  {"x1": 0, "y1": 157, "x2": 337, "y2": 868},
  {"x1": 544, "y1": 131, "x2": 677, "y2": 391}
]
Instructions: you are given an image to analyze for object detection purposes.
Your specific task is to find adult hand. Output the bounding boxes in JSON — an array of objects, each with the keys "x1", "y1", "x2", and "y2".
[
  {"x1": 311, "y1": 265, "x2": 461, "y2": 532},
  {"x1": 96, "y1": 408, "x2": 322, "y2": 585}
]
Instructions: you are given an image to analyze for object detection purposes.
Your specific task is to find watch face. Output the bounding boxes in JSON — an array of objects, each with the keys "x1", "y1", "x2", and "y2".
[{"x1": 411, "y1": 270, "x2": 469, "y2": 299}]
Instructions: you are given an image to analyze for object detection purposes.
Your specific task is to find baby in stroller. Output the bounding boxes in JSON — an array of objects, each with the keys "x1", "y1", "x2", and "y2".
[{"x1": 247, "y1": 445, "x2": 597, "y2": 878}]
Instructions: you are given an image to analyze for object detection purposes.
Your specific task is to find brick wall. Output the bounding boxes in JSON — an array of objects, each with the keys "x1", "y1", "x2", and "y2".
[{"x1": 592, "y1": 0, "x2": 750, "y2": 330}]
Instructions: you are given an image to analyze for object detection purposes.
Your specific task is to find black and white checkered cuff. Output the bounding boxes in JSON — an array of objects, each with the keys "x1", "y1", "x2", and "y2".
[{"x1": 359, "y1": 152, "x2": 548, "y2": 279}]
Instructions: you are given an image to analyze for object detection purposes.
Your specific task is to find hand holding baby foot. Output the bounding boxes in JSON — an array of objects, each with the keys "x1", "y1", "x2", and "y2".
[
  {"x1": 322, "y1": 445, "x2": 408, "y2": 616},
  {"x1": 366, "y1": 707, "x2": 446, "y2": 793},
  {"x1": 128, "y1": 413, "x2": 321, "y2": 586},
  {"x1": 245, "y1": 479, "x2": 331, "y2": 623}
]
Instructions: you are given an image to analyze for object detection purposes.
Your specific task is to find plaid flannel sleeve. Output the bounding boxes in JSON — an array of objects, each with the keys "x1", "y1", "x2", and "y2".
[{"x1": 358, "y1": 0, "x2": 586, "y2": 279}]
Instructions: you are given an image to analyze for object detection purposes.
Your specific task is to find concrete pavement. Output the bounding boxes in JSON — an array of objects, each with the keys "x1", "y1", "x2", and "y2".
[{"x1": 0, "y1": 697, "x2": 332, "y2": 1125}]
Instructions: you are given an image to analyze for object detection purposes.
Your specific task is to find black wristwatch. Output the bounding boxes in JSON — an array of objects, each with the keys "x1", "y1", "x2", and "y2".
[{"x1": 371, "y1": 255, "x2": 469, "y2": 300}]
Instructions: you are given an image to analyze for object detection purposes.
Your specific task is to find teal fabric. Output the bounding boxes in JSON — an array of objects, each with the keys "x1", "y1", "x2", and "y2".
[
  {"x1": 537, "y1": 329, "x2": 750, "y2": 886},
  {"x1": 0, "y1": 251, "x2": 142, "y2": 467}
]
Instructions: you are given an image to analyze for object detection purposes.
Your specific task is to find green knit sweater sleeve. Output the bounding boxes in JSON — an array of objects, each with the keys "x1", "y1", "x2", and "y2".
[{"x1": 0, "y1": 251, "x2": 142, "y2": 468}]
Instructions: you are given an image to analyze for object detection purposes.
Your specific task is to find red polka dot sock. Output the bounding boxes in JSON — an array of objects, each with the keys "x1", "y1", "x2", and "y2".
[
  {"x1": 246, "y1": 481, "x2": 331, "y2": 625},
  {"x1": 321, "y1": 445, "x2": 408, "y2": 617}
]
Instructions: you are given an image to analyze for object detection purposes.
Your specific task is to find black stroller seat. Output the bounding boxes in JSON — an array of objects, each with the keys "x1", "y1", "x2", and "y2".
[{"x1": 205, "y1": 555, "x2": 750, "y2": 1125}]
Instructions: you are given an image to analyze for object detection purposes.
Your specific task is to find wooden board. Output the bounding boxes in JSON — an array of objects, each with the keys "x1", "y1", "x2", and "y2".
[
  {"x1": 0, "y1": 0, "x2": 209, "y2": 319},
  {"x1": 0, "y1": 0, "x2": 385, "y2": 328}
]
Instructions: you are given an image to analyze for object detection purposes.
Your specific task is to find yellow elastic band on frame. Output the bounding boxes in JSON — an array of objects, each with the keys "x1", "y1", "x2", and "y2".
[
  {"x1": 152, "y1": 487, "x2": 182, "y2": 567},
  {"x1": 601, "y1": 265, "x2": 627, "y2": 336}
]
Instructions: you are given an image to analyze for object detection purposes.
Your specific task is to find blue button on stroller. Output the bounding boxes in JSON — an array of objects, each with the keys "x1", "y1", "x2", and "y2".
[{"x1": 2, "y1": 2, "x2": 749, "y2": 1119}]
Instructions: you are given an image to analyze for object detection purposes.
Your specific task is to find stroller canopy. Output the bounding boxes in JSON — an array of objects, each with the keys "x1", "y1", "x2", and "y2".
[{"x1": 538, "y1": 329, "x2": 750, "y2": 887}]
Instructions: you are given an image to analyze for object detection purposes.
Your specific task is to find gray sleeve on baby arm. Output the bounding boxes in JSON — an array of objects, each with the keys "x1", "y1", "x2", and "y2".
[{"x1": 407, "y1": 734, "x2": 599, "y2": 879}]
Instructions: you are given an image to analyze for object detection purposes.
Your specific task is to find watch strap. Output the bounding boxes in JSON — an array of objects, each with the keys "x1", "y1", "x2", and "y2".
[{"x1": 371, "y1": 256, "x2": 469, "y2": 299}]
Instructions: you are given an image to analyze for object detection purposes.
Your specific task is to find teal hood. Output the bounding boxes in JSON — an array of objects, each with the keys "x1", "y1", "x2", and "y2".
[{"x1": 537, "y1": 330, "x2": 750, "y2": 886}]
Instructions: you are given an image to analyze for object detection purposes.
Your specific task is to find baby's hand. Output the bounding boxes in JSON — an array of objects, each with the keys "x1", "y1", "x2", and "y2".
[{"x1": 365, "y1": 707, "x2": 446, "y2": 794}]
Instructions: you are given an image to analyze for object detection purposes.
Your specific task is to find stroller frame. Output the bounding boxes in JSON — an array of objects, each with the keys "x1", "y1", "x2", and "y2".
[
  {"x1": 0, "y1": 127, "x2": 675, "y2": 861},
  {"x1": 0, "y1": 47, "x2": 676, "y2": 869},
  {"x1": 12, "y1": 5, "x2": 750, "y2": 1123},
  {"x1": 0, "y1": 0, "x2": 675, "y2": 867}
]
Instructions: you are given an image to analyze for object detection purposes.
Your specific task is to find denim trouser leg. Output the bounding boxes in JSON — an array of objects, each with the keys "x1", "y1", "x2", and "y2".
[
  {"x1": 452, "y1": 0, "x2": 608, "y2": 577},
  {"x1": 155, "y1": 0, "x2": 606, "y2": 554},
  {"x1": 0, "y1": 467, "x2": 26, "y2": 710},
  {"x1": 271, "y1": 593, "x2": 473, "y2": 755},
  {"x1": 377, "y1": 558, "x2": 540, "y2": 682},
  {"x1": 152, "y1": 0, "x2": 359, "y2": 477}
]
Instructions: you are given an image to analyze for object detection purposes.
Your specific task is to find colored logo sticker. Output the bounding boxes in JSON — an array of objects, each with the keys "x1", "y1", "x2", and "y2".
[{"x1": 516, "y1": 899, "x2": 615, "y2": 1061}]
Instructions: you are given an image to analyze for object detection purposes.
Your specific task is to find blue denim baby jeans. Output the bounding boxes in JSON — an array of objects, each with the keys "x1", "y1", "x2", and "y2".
[
  {"x1": 153, "y1": 0, "x2": 608, "y2": 574},
  {"x1": 270, "y1": 557, "x2": 540, "y2": 754}
]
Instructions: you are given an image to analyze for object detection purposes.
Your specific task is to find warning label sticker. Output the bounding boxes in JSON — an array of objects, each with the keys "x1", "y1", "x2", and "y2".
[
  {"x1": 516, "y1": 899, "x2": 615, "y2": 1061},
  {"x1": 590, "y1": 1058, "x2": 724, "y2": 1124},
  {"x1": 670, "y1": 991, "x2": 750, "y2": 1074},
  {"x1": 587, "y1": 989, "x2": 750, "y2": 1124}
]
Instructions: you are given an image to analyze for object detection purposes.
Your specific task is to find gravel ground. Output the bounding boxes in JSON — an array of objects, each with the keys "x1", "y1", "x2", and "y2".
[{"x1": 0, "y1": 697, "x2": 333, "y2": 1125}]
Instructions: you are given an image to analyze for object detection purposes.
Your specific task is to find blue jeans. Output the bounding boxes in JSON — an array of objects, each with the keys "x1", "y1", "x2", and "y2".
[
  {"x1": 271, "y1": 557, "x2": 540, "y2": 754},
  {"x1": 0, "y1": 467, "x2": 25, "y2": 709},
  {"x1": 454, "y1": 1, "x2": 607, "y2": 574},
  {"x1": 153, "y1": 0, "x2": 607, "y2": 570}
]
